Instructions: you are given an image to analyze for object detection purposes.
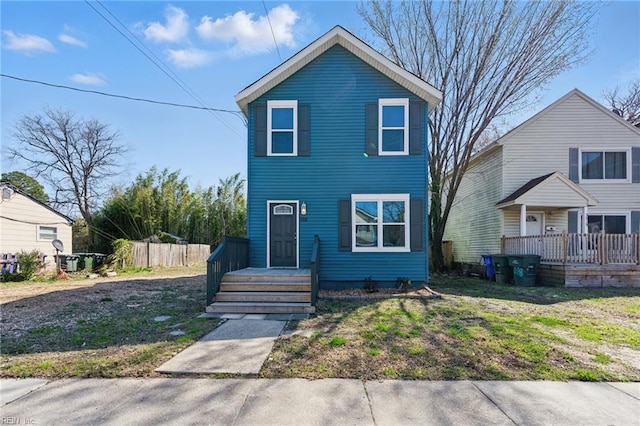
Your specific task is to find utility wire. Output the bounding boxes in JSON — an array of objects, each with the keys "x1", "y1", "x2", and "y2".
[
  {"x1": 263, "y1": 1, "x2": 282, "y2": 61},
  {"x1": 92, "y1": 0, "x2": 237, "y2": 132},
  {"x1": 84, "y1": 0, "x2": 242, "y2": 134},
  {"x1": 1, "y1": 74, "x2": 245, "y2": 119}
]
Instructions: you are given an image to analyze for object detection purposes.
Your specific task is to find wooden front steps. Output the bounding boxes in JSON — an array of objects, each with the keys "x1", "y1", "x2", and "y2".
[{"x1": 206, "y1": 268, "x2": 315, "y2": 314}]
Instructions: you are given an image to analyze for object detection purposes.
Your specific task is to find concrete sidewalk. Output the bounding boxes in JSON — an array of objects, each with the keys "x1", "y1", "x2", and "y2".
[{"x1": 2, "y1": 378, "x2": 638, "y2": 425}]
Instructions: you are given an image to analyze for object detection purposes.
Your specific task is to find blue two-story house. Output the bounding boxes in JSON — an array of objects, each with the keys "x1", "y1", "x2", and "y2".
[{"x1": 206, "y1": 26, "x2": 442, "y2": 314}]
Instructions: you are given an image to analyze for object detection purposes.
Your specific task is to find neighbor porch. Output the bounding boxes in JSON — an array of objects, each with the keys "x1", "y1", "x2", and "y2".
[{"x1": 502, "y1": 233, "x2": 640, "y2": 287}]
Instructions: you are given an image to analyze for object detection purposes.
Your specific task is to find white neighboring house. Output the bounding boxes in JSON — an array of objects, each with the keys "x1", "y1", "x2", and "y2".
[
  {"x1": 0, "y1": 182, "x2": 73, "y2": 268},
  {"x1": 444, "y1": 89, "x2": 640, "y2": 265}
]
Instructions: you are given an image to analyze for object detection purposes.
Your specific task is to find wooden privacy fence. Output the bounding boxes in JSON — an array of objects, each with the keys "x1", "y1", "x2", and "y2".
[
  {"x1": 502, "y1": 233, "x2": 640, "y2": 265},
  {"x1": 133, "y1": 242, "x2": 211, "y2": 268}
]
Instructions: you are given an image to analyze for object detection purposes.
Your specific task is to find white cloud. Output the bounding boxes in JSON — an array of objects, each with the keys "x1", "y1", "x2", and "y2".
[
  {"x1": 166, "y1": 48, "x2": 213, "y2": 69},
  {"x1": 2, "y1": 30, "x2": 56, "y2": 55},
  {"x1": 68, "y1": 72, "x2": 107, "y2": 86},
  {"x1": 196, "y1": 4, "x2": 299, "y2": 55},
  {"x1": 58, "y1": 33, "x2": 87, "y2": 48},
  {"x1": 144, "y1": 5, "x2": 189, "y2": 43}
]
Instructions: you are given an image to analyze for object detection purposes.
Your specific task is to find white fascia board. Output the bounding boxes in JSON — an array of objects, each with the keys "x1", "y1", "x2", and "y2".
[{"x1": 235, "y1": 26, "x2": 442, "y2": 116}]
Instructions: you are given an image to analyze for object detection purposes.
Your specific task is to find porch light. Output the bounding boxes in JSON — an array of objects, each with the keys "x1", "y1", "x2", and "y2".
[{"x1": 301, "y1": 202, "x2": 307, "y2": 216}]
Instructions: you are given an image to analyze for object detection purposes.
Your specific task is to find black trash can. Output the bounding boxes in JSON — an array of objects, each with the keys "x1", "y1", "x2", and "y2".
[
  {"x1": 508, "y1": 254, "x2": 541, "y2": 286},
  {"x1": 492, "y1": 254, "x2": 512, "y2": 284}
]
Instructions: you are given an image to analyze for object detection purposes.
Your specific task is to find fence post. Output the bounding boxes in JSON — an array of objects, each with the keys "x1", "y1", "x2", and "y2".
[
  {"x1": 501, "y1": 235, "x2": 505, "y2": 253},
  {"x1": 562, "y1": 231, "x2": 567, "y2": 264}
]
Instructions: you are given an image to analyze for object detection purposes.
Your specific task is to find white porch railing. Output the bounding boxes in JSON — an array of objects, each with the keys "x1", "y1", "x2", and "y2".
[{"x1": 501, "y1": 233, "x2": 640, "y2": 264}]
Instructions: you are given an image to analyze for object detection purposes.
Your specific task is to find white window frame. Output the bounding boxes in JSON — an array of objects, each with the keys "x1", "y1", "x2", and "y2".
[
  {"x1": 379, "y1": 98, "x2": 409, "y2": 156},
  {"x1": 579, "y1": 211, "x2": 630, "y2": 234},
  {"x1": 37, "y1": 225, "x2": 57, "y2": 241},
  {"x1": 578, "y1": 148, "x2": 631, "y2": 183},
  {"x1": 267, "y1": 100, "x2": 298, "y2": 156},
  {"x1": 351, "y1": 193, "x2": 410, "y2": 252}
]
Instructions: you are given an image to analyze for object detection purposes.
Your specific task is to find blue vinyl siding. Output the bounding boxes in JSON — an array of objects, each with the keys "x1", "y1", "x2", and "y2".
[{"x1": 247, "y1": 45, "x2": 429, "y2": 285}]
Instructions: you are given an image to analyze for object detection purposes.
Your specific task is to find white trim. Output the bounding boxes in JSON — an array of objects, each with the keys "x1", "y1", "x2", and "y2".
[
  {"x1": 578, "y1": 148, "x2": 632, "y2": 183},
  {"x1": 267, "y1": 100, "x2": 298, "y2": 156},
  {"x1": 37, "y1": 225, "x2": 57, "y2": 241},
  {"x1": 351, "y1": 193, "x2": 410, "y2": 252},
  {"x1": 235, "y1": 26, "x2": 442, "y2": 116},
  {"x1": 266, "y1": 200, "x2": 299, "y2": 268},
  {"x1": 378, "y1": 98, "x2": 409, "y2": 156}
]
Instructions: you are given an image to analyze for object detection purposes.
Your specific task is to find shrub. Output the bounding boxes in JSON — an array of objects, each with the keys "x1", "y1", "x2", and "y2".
[
  {"x1": 396, "y1": 277, "x2": 411, "y2": 293},
  {"x1": 363, "y1": 275, "x2": 379, "y2": 293},
  {"x1": 110, "y1": 239, "x2": 133, "y2": 271},
  {"x1": 1, "y1": 249, "x2": 43, "y2": 282}
]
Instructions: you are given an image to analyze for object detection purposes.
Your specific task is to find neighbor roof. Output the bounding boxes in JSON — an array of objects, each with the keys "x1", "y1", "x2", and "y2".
[
  {"x1": 235, "y1": 25, "x2": 442, "y2": 116},
  {"x1": 0, "y1": 181, "x2": 74, "y2": 225},
  {"x1": 496, "y1": 172, "x2": 598, "y2": 209}
]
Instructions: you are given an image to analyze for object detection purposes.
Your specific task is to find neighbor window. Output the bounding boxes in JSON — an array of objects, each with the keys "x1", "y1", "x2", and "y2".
[
  {"x1": 38, "y1": 225, "x2": 57, "y2": 241},
  {"x1": 379, "y1": 98, "x2": 409, "y2": 155},
  {"x1": 352, "y1": 194, "x2": 410, "y2": 252},
  {"x1": 585, "y1": 214, "x2": 628, "y2": 234},
  {"x1": 581, "y1": 150, "x2": 629, "y2": 181},
  {"x1": 268, "y1": 100, "x2": 297, "y2": 156}
]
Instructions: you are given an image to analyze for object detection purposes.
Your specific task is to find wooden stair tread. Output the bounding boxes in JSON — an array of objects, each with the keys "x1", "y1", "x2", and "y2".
[
  {"x1": 220, "y1": 284, "x2": 311, "y2": 292},
  {"x1": 206, "y1": 301, "x2": 315, "y2": 314}
]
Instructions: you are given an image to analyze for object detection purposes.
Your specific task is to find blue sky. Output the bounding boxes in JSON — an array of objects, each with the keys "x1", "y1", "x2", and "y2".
[{"x1": 2, "y1": 1, "x2": 639, "y2": 194}]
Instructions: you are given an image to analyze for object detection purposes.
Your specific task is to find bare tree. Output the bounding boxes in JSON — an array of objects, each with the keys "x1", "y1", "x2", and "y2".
[
  {"x1": 603, "y1": 80, "x2": 640, "y2": 127},
  {"x1": 358, "y1": 0, "x2": 598, "y2": 270},
  {"x1": 8, "y1": 108, "x2": 128, "y2": 248}
]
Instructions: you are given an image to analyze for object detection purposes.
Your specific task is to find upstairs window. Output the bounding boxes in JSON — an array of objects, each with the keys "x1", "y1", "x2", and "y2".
[
  {"x1": 580, "y1": 150, "x2": 629, "y2": 182},
  {"x1": 268, "y1": 100, "x2": 297, "y2": 156},
  {"x1": 379, "y1": 98, "x2": 409, "y2": 155}
]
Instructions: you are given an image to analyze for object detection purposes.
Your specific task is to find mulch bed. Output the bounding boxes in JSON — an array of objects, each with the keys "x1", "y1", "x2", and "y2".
[{"x1": 319, "y1": 286, "x2": 441, "y2": 300}]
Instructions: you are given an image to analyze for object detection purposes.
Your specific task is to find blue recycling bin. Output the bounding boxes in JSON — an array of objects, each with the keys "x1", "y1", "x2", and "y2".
[{"x1": 482, "y1": 254, "x2": 495, "y2": 280}]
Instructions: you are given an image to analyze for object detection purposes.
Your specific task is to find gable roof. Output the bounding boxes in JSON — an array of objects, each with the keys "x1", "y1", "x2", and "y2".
[
  {"x1": 235, "y1": 25, "x2": 442, "y2": 116},
  {"x1": 496, "y1": 171, "x2": 598, "y2": 209},
  {"x1": 467, "y1": 88, "x2": 640, "y2": 170},
  {"x1": 0, "y1": 182, "x2": 74, "y2": 225}
]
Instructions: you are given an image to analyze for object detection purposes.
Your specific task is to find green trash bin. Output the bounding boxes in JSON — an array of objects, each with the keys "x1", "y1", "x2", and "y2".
[
  {"x1": 508, "y1": 254, "x2": 541, "y2": 286},
  {"x1": 492, "y1": 254, "x2": 513, "y2": 284},
  {"x1": 66, "y1": 255, "x2": 79, "y2": 272},
  {"x1": 79, "y1": 254, "x2": 94, "y2": 271}
]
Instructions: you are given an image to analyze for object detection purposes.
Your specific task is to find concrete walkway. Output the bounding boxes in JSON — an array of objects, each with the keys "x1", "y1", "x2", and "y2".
[
  {"x1": 1, "y1": 378, "x2": 638, "y2": 425},
  {"x1": 156, "y1": 319, "x2": 287, "y2": 375}
]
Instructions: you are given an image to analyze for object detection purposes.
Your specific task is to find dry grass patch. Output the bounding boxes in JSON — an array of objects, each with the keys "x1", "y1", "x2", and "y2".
[{"x1": 1, "y1": 265, "x2": 220, "y2": 378}]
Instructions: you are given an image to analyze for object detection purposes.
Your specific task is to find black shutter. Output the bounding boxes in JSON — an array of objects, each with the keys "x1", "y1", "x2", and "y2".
[
  {"x1": 410, "y1": 198, "x2": 424, "y2": 251},
  {"x1": 298, "y1": 104, "x2": 310, "y2": 156},
  {"x1": 632, "y1": 147, "x2": 640, "y2": 183},
  {"x1": 409, "y1": 102, "x2": 423, "y2": 155},
  {"x1": 569, "y1": 148, "x2": 579, "y2": 183},
  {"x1": 631, "y1": 211, "x2": 640, "y2": 233},
  {"x1": 365, "y1": 103, "x2": 378, "y2": 156},
  {"x1": 255, "y1": 104, "x2": 267, "y2": 157},
  {"x1": 338, "y1": 199, "x2": 351, "y2": 251},
  {"x1": 568, "y1": 210, "x2": 578, "y2": 233}
]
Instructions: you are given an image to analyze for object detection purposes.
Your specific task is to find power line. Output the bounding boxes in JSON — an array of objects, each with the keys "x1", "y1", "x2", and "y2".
[
  {"x1": 1, "y1": 73, "x2": 245, "y2": 118},
  {"x1": 263, "y1": 1, "x2": 282, "y2": 62},
  {"x1": 84, "y1": 0, "x2": 242, "y2": 135}
]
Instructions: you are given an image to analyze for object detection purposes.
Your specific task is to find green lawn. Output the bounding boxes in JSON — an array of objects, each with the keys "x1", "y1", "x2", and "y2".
[{"x1": 262, "y1": 277, "x2": 640, "y2": 381}]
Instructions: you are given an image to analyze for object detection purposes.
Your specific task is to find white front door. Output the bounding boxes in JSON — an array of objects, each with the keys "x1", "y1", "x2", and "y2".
[{"x1": 526, "y1": 213, "x2": 543, "y2": 236}]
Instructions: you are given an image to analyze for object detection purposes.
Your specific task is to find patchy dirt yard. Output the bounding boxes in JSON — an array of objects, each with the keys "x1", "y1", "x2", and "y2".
[{"x1": 1, "y1": 265, "x2": 221, "y2": 378}]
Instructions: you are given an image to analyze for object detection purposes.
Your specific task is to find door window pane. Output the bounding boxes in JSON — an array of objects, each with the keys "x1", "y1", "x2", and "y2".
[{"x1": 604, "y1": 216, "x2": 626, "y2": 233}]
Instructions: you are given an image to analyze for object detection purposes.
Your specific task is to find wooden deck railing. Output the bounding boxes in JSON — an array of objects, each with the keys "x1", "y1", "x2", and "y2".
[
  {"x1": 206, "y1": 236, "x2": 249, "y2": 305},
  {"x1": 310, "y1": 235, "x2": 320, "y2": 306},
  {"x1": 502, "y1": 233, "x2": 640, "y2": 265}
]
